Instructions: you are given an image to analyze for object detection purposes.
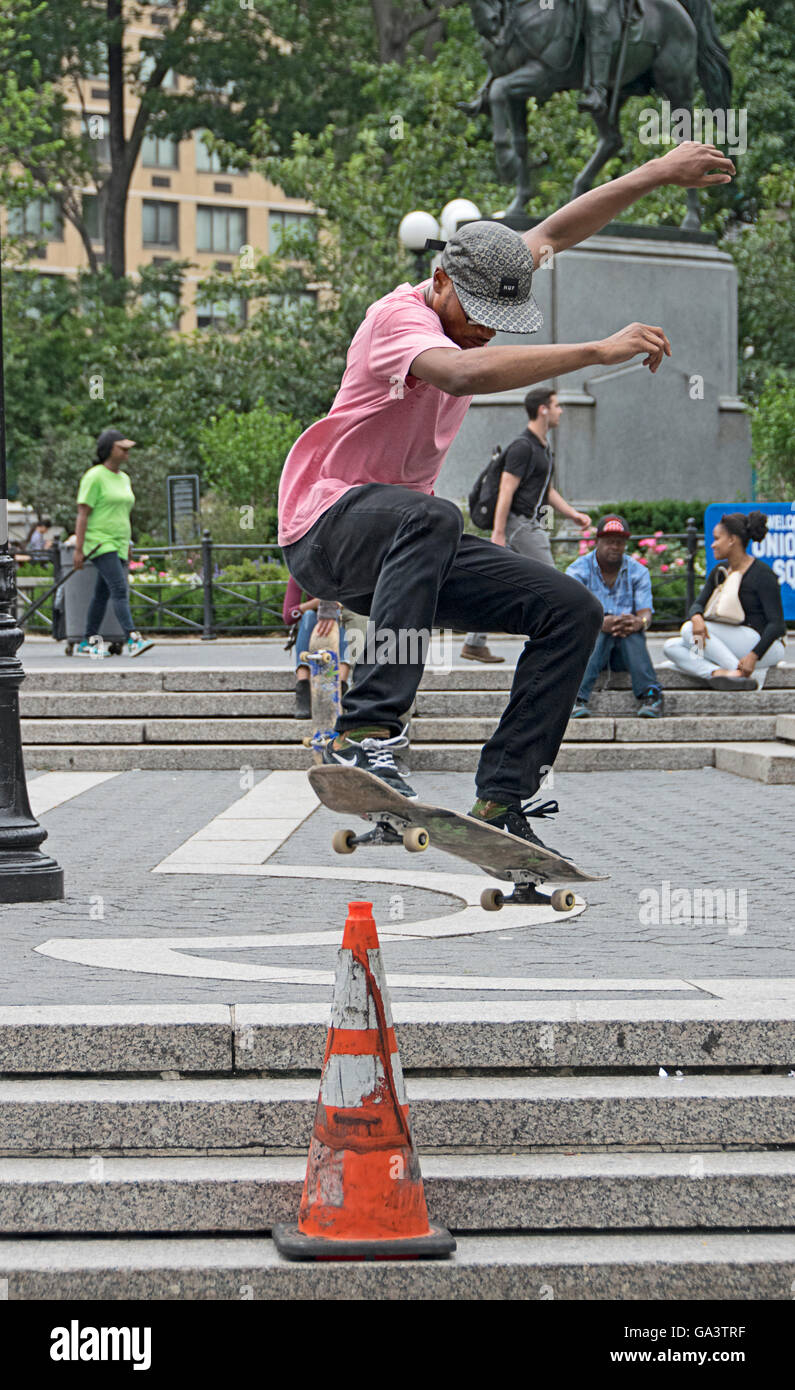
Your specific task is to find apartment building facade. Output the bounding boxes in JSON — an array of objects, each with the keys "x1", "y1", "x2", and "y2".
[{"x1": 7, "y1": 5, "x2": 316, "y2": 330}]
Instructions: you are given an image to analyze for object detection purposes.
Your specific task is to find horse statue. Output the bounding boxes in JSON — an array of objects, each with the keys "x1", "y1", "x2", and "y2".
[{"x1": 462, "y1": 0, "x2": 731, "y2": 228}]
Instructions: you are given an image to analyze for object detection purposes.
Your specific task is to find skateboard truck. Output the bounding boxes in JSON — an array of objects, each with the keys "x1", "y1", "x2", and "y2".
[
  {"x1": 478, "y1": 870, "x2": 576, "y2": 914},
  {"x1": 332, "y1": 811, "x2": 430, "y2": 856}
]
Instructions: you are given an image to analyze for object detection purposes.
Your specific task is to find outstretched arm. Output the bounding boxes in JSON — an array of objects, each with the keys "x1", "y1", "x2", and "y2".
[{"x1": 525, "y1": 142, "x2": 735, "y2": 265}]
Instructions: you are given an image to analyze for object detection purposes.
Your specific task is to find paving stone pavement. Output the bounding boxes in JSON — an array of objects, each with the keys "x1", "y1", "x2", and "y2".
[{"x1": 2, "y1": 765, "x2": 791, "y2": 1006}]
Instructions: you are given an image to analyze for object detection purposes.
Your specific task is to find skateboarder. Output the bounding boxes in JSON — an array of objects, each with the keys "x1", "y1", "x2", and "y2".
[{"x1": 278, "y1": 141, "x2": 734, "y2": 854}]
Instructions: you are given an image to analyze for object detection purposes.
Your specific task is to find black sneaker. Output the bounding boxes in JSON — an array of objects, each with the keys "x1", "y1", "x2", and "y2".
[
  {"x1": 637, "y1": 688, "x2": 664, "y2": 718},
  {"x1": 322, "y1": 729, "x2": 418, "y2": 799},
  {"x1": 473, "y1": 797, "x2": 563, "y2": 856},
  {"x1": 294, "y1": 680, "x2": 311, "y2": 719}
]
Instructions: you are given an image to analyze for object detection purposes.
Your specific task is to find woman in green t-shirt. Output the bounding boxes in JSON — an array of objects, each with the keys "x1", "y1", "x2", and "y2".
[{"x1": 73, "y1": 429, "x2": 154, "y2": 656}]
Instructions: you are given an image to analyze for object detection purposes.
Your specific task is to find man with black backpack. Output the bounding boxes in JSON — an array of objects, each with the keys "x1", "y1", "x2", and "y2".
[{"x1": 462, "y1": 388, "x2": 591, "y2": 660}]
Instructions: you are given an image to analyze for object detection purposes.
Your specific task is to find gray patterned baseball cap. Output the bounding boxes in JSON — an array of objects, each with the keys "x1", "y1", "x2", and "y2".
[{"x1": 440, "y1": 220, "x2": 543, "y2": 333}]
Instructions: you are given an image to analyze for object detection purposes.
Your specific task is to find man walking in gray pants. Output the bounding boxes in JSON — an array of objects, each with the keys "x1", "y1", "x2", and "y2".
[{"x1": 462, "y1": 388, "x2": 591, "y2": 661}]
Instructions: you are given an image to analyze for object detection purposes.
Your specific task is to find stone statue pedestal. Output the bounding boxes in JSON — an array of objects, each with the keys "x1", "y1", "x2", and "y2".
[{"x1": 436, "y1": 223, "x2": 750, "y2": 509}]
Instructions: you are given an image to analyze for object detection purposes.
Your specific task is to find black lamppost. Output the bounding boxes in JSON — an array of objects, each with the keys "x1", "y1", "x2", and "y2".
[{"x1": 0, "y1": 234, "x2": 63, "y2": 900}]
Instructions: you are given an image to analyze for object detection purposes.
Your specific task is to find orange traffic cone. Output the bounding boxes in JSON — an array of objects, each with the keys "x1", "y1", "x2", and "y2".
[{"x1": 273, "y1": 901, "x2": 455, "y2": 1260}]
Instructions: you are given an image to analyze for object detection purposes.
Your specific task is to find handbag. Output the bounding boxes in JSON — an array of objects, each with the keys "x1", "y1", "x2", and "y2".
[{"x1": 702, "y1": 566, "x2": 746, "y2": 625}]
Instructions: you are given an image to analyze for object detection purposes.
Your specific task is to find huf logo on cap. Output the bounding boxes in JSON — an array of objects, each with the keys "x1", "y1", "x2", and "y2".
[{"x1": 498, "y1": 275, "x2": 518, "y2": 299}]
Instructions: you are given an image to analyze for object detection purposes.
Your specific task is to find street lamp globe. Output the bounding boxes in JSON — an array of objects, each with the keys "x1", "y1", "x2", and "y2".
[
  {"x1": 439, "y1": 199, "x2": 481, "y2": 240},
  {"x1": 398, "y1": 210, "x2": 440, "y2": 254}
]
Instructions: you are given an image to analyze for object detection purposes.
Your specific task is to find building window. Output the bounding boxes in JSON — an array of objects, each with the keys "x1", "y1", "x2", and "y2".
[
  {"x1": 196, "y1": 294, "x2": 247, "y2": 330},
  {"x1": 142, "y1": 199, "x2": 179, "y2": 247},
  {"x1": 196, "y1": 205, "x2": 246, "y2": 254},
  {"x1": 141, "y1": 288, "x2": 181, "y2": 330},
  {"x1": 269, "y1": 211, "x2": 316, "y2": 254},
  {"x1": 138, "y1": 55, "x2": 179, "y2": 89},
  {"x1": 268, "y1": 290, "x2": 317, "y2": 320},
  {"x1": 82, "y1": 194, "x2": 103, "y2": 242},
  {"x1": 8, "y1": 197, "x2": 64, "y2": 241},
  {"x1": 194, "y1": 131, "x2": 243, "y2": 175},
  {"x1": 141, "y1": 132, "x2": 179, "y2": 168},
  {"x1": 82, "y1": 114, "x2": 111, "y2": 167}
]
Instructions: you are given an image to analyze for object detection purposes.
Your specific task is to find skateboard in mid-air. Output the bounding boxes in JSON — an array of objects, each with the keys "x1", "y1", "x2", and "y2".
[
  {"x1": 300, "y1": 613, "x2": 341, "y2": 763},
  {"x1": 308, "y1": 764, "x2": 605, "y2": 912}
]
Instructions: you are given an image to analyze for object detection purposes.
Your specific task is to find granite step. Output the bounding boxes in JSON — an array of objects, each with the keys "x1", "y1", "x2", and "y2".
[
  {"x1": 21, "y1": 715, "x2": 779, "y2": 744},
  {"x1": 19, "y1": 690, "x2": 795, "y2": 718},
  {"x1": 0, "y1": 1075, "x2": 791, "y2": 1155},
  {"x1": 775, "y1": 715, "x2": 795, "y2": 742},
  {"x1": 1, "y1": 1231, "x2": 793, "y2": 1299},
  {"x1": 23, "y1": 741, "x2": 721, "y2": 771},
  {"x1": 1, "y1": 1151, "x2": 793, "y2": 1235},
  {"x1": 1, "y1": 1004, "x2": 790, "y2": 1074},
  {"x1": 714, "y1": 742, "x2": 795, "y2": 784},
  {"x1": 19, "y1": 663, "x2": 795, "y2": 693}
]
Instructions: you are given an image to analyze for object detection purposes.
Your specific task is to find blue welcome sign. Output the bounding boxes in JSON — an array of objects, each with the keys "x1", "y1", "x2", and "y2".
[{"x1": 704, "y1": 503, "x2": 795, "y2": 620}]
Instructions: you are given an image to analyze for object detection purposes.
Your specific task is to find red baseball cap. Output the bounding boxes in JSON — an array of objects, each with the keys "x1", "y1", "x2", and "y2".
[{"x1": 596, "y1": 514, "x2": 631, "y2": 538}]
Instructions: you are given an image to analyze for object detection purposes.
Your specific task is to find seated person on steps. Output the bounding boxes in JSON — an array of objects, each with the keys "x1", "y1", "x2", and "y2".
[
  {"x1": 663, "y1": 511, "x2": 786, "y2": 691},
  {"x1": 566, "y1": 515, "x2": 663, "y2": 719}
]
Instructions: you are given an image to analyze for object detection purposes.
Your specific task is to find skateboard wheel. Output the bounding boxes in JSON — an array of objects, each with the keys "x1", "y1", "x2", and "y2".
[
  {"x1": 403, "y1": 827, "x2": 429, "y2": 853},
  {"x1": 332, "y1": 829, "x2": 357, "y2": 855},
  {"x1": 480, "y1": 888, "x2": 504, "y2": 912},
  {"x1": 551, "y1": 888, "x2": 576, "y2": 912},
  {"x1": 64, "y1": 643, "x2": 74, "y2": 656}
]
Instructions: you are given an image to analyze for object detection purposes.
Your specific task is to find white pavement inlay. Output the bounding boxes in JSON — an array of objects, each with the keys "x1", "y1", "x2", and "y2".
[
  {"x1": 33, "y1": 769, "x2": 699, "y2": 993},
  {"x1": 28, "y1": 771, "x2": 121, "y2": 817},
  {"x1": 155, "y1": 770, "x2": 318, "y2": 867}
]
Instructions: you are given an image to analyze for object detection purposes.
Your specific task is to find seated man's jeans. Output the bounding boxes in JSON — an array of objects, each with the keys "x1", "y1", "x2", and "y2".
[
  {"x1": 577, "y1": 629, "x2": 659, "y2": 702},
  {"x1": 294, "y1": 608, "x2": 349, "y2": 668}
]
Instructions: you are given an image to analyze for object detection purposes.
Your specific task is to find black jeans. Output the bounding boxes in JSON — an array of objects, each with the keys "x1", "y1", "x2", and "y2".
[{"x1": 283, "y1": 484, "x2": 602, "y2": 802}]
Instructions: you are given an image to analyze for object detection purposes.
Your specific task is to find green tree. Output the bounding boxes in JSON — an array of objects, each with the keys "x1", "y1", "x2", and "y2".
[{"x1": 198, "y1": 401, "x2": 302, "y2": 509}]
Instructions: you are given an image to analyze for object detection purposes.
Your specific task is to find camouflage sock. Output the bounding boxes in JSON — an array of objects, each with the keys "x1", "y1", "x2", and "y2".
[
  {"x1": 333, "y1": 726, "x2": 391, "y2": 749},
  {"x1": 470, "y1": 798, "x2": 511, "y2": 820}
]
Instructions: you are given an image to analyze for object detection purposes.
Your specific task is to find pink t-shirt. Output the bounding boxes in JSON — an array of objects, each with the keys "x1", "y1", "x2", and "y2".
[{"x1": 277, "y1": 279, "x2": 472, "y2": 546}]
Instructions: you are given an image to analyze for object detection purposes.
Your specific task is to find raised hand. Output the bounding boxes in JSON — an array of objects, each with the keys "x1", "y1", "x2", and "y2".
[
  {"x1": 655, "y1": 141, "x2": 736, "y2": 188},
  {"x1": 597, "y1": 322, "x2": 672, "y2": 373}
]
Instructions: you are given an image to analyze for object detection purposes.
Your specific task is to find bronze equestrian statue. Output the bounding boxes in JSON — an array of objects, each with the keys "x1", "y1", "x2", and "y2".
[{"x1": 462, "y1": 0, "x2": 731, "y2": 228}]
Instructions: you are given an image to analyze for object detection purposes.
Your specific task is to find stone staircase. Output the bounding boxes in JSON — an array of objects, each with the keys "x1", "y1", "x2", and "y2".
[
  {"x1": 19, "y1": 662, "x2": 795, "y2": 781},
  {"x1": 0, "y1": 1007, "x2": 793, "y2": 1297}
]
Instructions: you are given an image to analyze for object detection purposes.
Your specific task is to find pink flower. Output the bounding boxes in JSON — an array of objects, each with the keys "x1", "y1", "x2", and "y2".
[
  {"x1": 128, "y1": 560, "x2": 145, "y2": 571},
  {"x1": 636, "y1": 557, "x2": 648, "y2": 566},
  {"x1": 654, "y1": 530, "x2": 663, "y2": 536},
  {"x1": 675, "y1": 558, "x2": 685, "y2": 567},
  {"x1": 637, "y1": 538, "x2": 654, "y2": 548},
  {"x1": 655, "y1": 544, "x2": 668, "y2": 553},
  {"x1": 660, "y1": 563, "x2": 669, "y2": 572},
  {"x1": 158, "y1": 570, "x2": 167, "y2": 579}
]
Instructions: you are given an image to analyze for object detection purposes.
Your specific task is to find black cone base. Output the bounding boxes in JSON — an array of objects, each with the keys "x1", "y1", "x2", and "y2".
[
  {"x1": 0, "y1": 851, "x2": 64, "y2": 902},
  {"x1": 272, "y1": 1222, "x2": 456, "y2": 1262}
]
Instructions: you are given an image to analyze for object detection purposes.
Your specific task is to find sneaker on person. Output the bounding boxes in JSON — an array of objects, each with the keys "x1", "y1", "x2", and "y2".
[
  {"x1": 126, "y1": 631, "x2": 154, "y2": 657},
  {"x1": 570, "y1": 699, "x2": 590, "y2": 718},
  {"x1": 460, "y1": 643, "x2": 505, "y2": 664},
  {"x1": 637, "y1": 688, "x2": 664, "y2": 718},
  {"x1": 75, "y1": 637, "x2": 110, "y2": 658},
  {"x1": 322, "y1": 726, "x2": 417, "y2": 799},
  {"x1": 469, "y1": 796, "x2": 563, "y2": 857}
]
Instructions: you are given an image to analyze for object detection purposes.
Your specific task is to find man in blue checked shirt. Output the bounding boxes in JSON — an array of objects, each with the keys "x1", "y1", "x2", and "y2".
[{"x1": 566, "y1": 514, "x2": 663, "y2": 718}]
